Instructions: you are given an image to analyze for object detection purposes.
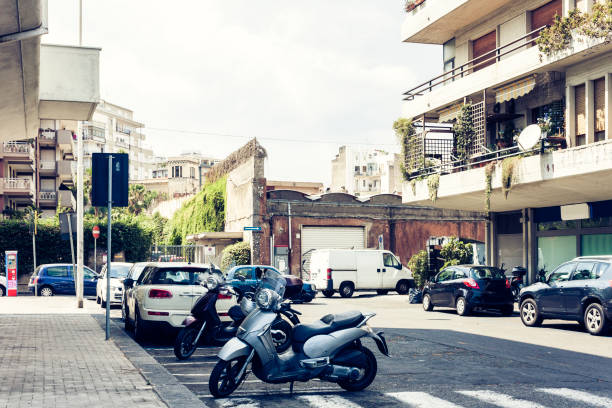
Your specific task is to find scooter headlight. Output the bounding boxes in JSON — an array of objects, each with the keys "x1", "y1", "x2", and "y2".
[
  {"x1": 256, "y1": 289, "x2": 274, "y2": 310},
  {"x1": 206, "y1": 275, "x2": 220, "y2": 290}
]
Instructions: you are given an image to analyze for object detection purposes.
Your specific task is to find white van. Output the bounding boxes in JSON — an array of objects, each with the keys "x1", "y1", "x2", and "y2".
[{"x1": 309, "y1": 249, "x2": 414, "y2": 298}]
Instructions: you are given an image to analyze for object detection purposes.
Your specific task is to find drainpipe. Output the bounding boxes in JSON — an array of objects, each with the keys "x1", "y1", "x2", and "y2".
[{"x1": 288, "y1": 202, "x2": 292, "y2": 274}]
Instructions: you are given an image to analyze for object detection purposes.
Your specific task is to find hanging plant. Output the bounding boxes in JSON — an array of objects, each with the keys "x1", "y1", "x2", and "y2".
[
  {"x1": 453, "y1": 104, "x2": 475, "y2": 162},
  {"x1": 501, "y1": 157, "x2": 520, "y2": 199},
  {"x1": 484, "y1": 162, "x2": 496, "y2": 211},
  {"x1": 427, "y1": 174, "x2": 440, "y2": 202},
  {"x1": 393, "y1": 118, "x2": 416, "y2": 179}
]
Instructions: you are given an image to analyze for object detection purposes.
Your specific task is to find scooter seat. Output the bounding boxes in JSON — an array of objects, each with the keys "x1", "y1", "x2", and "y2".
[{"x1": 292, "y1": 311, "x2": 364, "y2": 343}]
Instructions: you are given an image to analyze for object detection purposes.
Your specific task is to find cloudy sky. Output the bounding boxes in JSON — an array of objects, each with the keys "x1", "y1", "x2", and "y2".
[{"x1": 43, "y1": 1, "x2": 440, "y2": 184}]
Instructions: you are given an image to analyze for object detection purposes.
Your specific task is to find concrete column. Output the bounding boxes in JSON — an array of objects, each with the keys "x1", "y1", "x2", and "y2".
[
  {"x1": 521, "y1": 209, "x2": 529, "y2": 270},
  {"x1": 566, "y1": 85, "x2": 576, "y2": 147},
  {"x1": 586, "y1": 80, "x2": 595, "y2": 144},
  {"x1": 490, "y1": 213, "x2": 498, "y2": 268},
  {"x1": 527, "y1": 208, "x2": 537, "y2": 284},
  {"x1": 606, "y1": 73, "x2": 611, "y2": 140},
  {"x1": 562, "y1": 0, "x2": 572, "y2": 17},
  {"x1": 484, "y1": 219, "x2": 491, "y2": 265}
]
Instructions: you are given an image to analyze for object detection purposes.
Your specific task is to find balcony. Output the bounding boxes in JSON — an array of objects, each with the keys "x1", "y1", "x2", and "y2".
[
  {"x1": 0, "y1": 178, "x2": 34, "y2": 196},
  {"x1": 402, "y1": 28, "x2": 612, "y2": 120},
  {"x1": 57, "y1": 190, "x2": 75, "y2": 210},
  {"x1": 57, "y1": 130, "x2": 74, "y2": 158},
  {"x1": 39, "y1": 129, "x2": 57, "y2": 146},
  {"x1": 402, "y1": 139, "x2": 612, "y2": 212},
  {"x1": 57, "y1": 160, "x2": 74, "y2": 185},
  {"x1": 2, "y1": 142, "x2": 34, "y2": 161},
  {"x1": 39, "y1": 191, "x2": 57, "y2": 206},
  {"x1": 39, "y1": 161, "x2": 56, "y2": 175}
]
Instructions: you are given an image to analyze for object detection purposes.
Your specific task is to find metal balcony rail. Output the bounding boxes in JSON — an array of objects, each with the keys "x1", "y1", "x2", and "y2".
[
  {"x1": 3, "y1": 141, "x2": 31, "y2": 154},
  {"x1": 39, "y1": 191, "x2": 57, "y2": 200},
  {"x1": 39, "y1": 129, "x2": 56, "y2": 140},
  {"x1": 2, "y1": 178, "x2": 31, "y2": 190},
  {"x1": 403, "y1": 26, "x2": 546, "y2": 100},
  {"x1": 39, "y1": 161, "x2": 56, "y2": 170}
]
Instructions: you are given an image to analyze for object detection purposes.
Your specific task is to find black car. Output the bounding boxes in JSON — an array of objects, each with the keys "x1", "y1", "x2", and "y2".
[
  {"x1": 422, "y1": 265, "x2": 514, "y2": 316},
  {"x1": 519, "y1": 256, "x2": 612, "y2": 336}
]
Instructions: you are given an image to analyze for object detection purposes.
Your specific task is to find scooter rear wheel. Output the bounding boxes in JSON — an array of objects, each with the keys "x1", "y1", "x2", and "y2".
[
  {"x1": 209, "y1": 356, "x2": 247, "y2": 398},
  {"x1": 174, "y1": 325, "x2": 200, "y2": 360},
  {"x1": 338, "y1": 347, "x2": 377, "y2": 392}
]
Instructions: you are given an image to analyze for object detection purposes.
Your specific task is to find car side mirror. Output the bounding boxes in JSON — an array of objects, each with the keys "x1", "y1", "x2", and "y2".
[{"x1": 124, "y1": 278, "x2": 134, "y2": 287}]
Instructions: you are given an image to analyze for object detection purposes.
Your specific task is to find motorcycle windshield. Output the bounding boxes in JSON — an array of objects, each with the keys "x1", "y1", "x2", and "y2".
[{"x1": 259, "y1": 268, "x2": 286, "y2": 298}]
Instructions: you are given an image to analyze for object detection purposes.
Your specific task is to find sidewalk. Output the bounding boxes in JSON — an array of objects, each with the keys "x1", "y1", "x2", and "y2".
[{"x1": 0, "y1": 298, "x2": 167, "y2": 408}]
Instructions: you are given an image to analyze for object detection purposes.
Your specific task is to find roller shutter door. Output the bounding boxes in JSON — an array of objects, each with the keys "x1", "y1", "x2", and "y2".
[
  {"x1": 575, "y1": 84, "x2": 586, "y2": 145},
  {"x1": 301, "y1": 226, "x2": 365, "y2": 276},
  {"x1": 595, "y1": 77, "x2": 606, "y2": 139}
]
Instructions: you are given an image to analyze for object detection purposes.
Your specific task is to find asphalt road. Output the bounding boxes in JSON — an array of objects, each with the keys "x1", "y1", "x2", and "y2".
[{"x1": 122, "y1": 292, "x2": 612, "y2": 408}]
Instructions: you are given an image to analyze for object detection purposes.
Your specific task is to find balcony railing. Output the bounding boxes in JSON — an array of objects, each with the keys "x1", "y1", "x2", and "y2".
[
  {"x1": 39, "y1": 129, "x2": 56, "y2": 142},
  {"x1": 39, "y1": 191, "x2": 57, "y2": 201},
  {"x1": 404, "y1": 26, "x2": 546, "y2": 100},
  {"x1": 405, "y1": 0, "x2": 426, "y2": 12},
  {"x1": 39, "y1": 161, "x2": 56, "y2": 171},
  {"x1": 3, "y1": 141, "x2": 31, "y2": 154},
  {"x1": 1, "y1": 178, "x2": 32, "y2": 191}
]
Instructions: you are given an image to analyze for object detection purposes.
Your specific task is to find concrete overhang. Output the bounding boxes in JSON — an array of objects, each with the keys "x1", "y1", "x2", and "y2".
[
  {"x1": 38, "y1": 44, "x2": 100, "y2": 121},
  {"x1": 0, "y1": 0, "x2": 46, "y2": 142},
  {"x1": 402, "y1": 141, "x2": 612, "y2": 212},
  {"x1": 402, "y1": 0, "x2": 515, "y2": 44}
]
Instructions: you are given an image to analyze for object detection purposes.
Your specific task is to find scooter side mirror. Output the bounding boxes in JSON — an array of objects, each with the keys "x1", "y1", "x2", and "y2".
[{"x1": 237, "y1": 275, "x2": 246, "y2": 282}]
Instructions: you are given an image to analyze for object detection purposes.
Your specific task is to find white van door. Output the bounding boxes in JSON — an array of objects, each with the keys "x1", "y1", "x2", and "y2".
[{"x1": 356, "y1": 251, "x2": 382, "y2": 289}]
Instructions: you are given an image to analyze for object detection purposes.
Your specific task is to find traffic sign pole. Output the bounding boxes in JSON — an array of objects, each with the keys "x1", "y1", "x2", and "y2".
[
  {"x1": 92, "y1": 226, "x2": 100, "y2": 273},
  {"x1": 106, "y1": 155, "x2": 112, "y2": 341}
]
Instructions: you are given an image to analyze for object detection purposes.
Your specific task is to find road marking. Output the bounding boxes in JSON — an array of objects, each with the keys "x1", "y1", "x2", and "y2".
[
  {"x1": 298, "y1": 395, "x2": 362, "y2": 408},
  {"x1": 184, "y1": 380, "x2": 261, "y2": 385},
  {"x1": 457, "y1": 390, "x2": 549, "y2": 408},
  {"x1": 217, "y1": 397, "x2": 259, "y2": 408},
  {"x1": 173, "y1": 373, "x2": 210, "y2": 377},
  {"x1": 387, "y1": 391, "x2": 464, "y2": 408},
  {"x1": 537, "y1": 388, "x2": 612, "y2": 407},
  {"x1": 162, "y1": 361, "x2": 216, "y2": 366}
]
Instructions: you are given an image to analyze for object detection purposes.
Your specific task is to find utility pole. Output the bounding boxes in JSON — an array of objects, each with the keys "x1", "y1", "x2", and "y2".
[{"x1": 76, "y1": 0, "x2": 84, "y2": 308}]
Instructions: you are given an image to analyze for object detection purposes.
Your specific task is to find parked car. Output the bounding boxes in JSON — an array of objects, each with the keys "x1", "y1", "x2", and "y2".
[
  {"x1": 124, "y1": 263, "x2": 235, "y2": 341},
  {"x1": 225, "y1": 265, "x2": 317, "y2": 302},
  {"x1": 309, "y1": 249, "x2": 414, "y2": 298},
  {"x1": 519, "y1": 256, "x2": 612, "y2": 335},
  {"x1": 422, "y1": 265, "x2": 514, "y2": 316},
  {"x1": 96, "y1": 262, "x2": 133, "y2": 308},
  {"x1": 0, "y1": 274, "x2": 6, "y2": 296},
  {"x1": 122, "y1": 262, "x2": 149, "y2": 321},
  {"x1": 28, "y1": 264, "x2": 98, "y2": 297}
]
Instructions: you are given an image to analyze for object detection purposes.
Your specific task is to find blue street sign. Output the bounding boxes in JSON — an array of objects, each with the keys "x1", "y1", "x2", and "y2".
[{"x1": 243, "y1": 226, "x2": 262, "y2": 232}]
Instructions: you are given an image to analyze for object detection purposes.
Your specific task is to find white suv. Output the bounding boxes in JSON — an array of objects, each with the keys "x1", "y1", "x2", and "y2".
[
  {"x1": 0, "y1": 274, "x2": 6, "y2": 296},
  {"x1": 125, "y1": 263, "x2": 236, "y2": 341},
  {"x1": 97, "y1": 262, "x2": 133, "y2": 308}
]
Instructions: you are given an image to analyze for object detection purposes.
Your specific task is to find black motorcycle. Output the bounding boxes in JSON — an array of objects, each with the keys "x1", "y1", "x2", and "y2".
[
  {"x1": 174, "y1": 275, "x2": 300, "y2": 360},
  {"x1": 510, "y1": 266, "x2": 527, "y2": 303}
]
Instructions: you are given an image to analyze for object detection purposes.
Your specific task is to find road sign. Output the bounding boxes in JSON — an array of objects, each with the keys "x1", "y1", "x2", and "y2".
[
  {"x1": 243, "y1": 226, "x2": 262, "y2": 232},
  {"x1": 5, "y1": 251, "x2": 17, "y2": 296},
  {"x1": 59, "y1": 212, "x2": 77, "y2": 241},
  {"x1": 92, "y1": 225, "x2": 100, "y2": 239},
  {"x1": 91, "y1": 153, "x2": 129, "y2": 207}
]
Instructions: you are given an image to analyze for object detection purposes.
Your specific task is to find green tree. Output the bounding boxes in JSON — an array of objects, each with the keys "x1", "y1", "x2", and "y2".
[
  {"x1": 440, "y1": 238, "x2": 473, "y2": 269},
  {"x1": 408, "y1": 250, "x2": 430, "y2": 289},
  {"x1": 220, "y1": 241, "x2": 251, "y2": 271}
]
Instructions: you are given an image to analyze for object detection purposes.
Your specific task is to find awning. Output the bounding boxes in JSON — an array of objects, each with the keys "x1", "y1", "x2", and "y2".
[
  {"x1": 437, "y1": 103, "x2": 462, "y2": 123},
  {"x1": 495, "y1": 75, "x2": 536, "y2": 104}
]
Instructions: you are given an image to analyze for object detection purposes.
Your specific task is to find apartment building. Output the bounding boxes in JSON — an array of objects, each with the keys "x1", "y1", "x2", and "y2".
[
  {"x1": 400, "y1": 0, "x2": 612, "y2": 282},
  {"x1": 135, "y1": 153, "x2": 221, "y2": 197},
  {"x1": 0, "y1": 141, "x2": 35, "y2": 215},
  {"x1": 330, "y1": 146, "x2": 402, "y2": 196},
  {"x1": 81, "y1": 100, "x2": 155, "y2": 180}
]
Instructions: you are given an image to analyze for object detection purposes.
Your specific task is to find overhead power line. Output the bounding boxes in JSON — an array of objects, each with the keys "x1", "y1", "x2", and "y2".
[{"x1": 144, "y1": 126, "x2": 399, "y2": 147}]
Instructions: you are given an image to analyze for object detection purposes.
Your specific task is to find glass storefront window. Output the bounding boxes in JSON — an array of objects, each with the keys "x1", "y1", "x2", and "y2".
[
  {"x1": 581, "y1": 217, "x2": 612, "y2": 229},
  {"x1": 581, "y1": 234, "x2": 612, "y2": 256},
  {"x1": 537, "y1": 236, "x2": 577, "y2": 275}
]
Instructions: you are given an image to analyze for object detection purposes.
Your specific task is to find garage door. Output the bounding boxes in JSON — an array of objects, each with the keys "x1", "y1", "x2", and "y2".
[{"x1": 301, "y1": 226, "x2": 365, "y2": 277}]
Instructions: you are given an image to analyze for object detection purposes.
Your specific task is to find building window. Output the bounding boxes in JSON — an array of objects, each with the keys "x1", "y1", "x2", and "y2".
[
  {"x1": 472, "y1": 30, "x2": 496, "y2": 72},
  {"x1": 575, "y1": 84, "x2": 586, "y2": 146},
  {"x1": 362, "y1": 180, "x2": 366, "y2": 187},
  {"x1": 443, "y1": 38, "x2": 455, "y2": 77},
  {"x1": 354, "y1": 166, "x2": 359, "y2": 173},
  {"x1": 594, "y1": 77, "x2": 606, "y2": 142},
  {"x1": 190, "y1": 167, "x2": 195, "y2": 178},
  {"x1": 582, "y1": 233, "x2": 612, "y2": 256},
  {"x1": 537, "y1": 235, "x2": 577, "y2": 275},
  {"x1": 172, "y1": 166, "x2": 182, "y2": 178}
]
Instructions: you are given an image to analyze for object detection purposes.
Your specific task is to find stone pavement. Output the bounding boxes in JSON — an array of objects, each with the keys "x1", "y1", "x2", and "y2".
[{"x1": 0, "y1": 313, "x2": 166, "y2": 408}]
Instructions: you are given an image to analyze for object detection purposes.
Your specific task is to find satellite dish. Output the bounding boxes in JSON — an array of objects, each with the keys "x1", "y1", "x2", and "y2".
[{"x1": 517, "y1": 124, "x2": 542, "y2": 151}]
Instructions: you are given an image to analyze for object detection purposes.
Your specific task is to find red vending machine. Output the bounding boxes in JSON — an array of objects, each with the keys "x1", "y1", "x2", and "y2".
[{"x1": 5, "y1": 251, "x2": 17, "y2": 296}]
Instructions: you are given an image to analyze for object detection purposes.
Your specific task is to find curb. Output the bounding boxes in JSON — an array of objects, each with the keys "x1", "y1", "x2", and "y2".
[{"x1": 93, "y1": 314, "x2": 207, "y2": 408}]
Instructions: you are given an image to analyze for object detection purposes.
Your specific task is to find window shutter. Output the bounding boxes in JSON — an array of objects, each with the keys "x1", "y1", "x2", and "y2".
[
  {"x1": 472, "y1": 31, "x2": 497, "y2": 72},
  {"x1": 531, "y1": 0, "x2": 563, "y2": 29},
  {"x1": 575, "y1": 84, "x2": 586, "y2": 136},
  {"x1": 594, "y1": 78, "x2": 606, "y2": 133}
]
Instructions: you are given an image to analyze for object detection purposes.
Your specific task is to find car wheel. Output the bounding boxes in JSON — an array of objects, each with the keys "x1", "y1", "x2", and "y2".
[
  {"x1": 39, "y1": 286, "x2": 54, "y2": 297},
  {"x1": 0, "y1": 286, "x2": 5, "y2": 297},
  {"x1": 134, "y1": 307, "x2": 147, "y2": 342},
  {"x1": 96, "y1": 296, "x2": 101, "y2": 304},
  {"x1": 376, "y1": 290, "x2": 389, "y2": 295},
  {"x1": 396, "y1": 280, "x2": 410, "y2": 295},
  {"x1": 456, "y1": 296, "x2": 470, "y2": 316},
  {"x1": 584, "y1": 303, "x2": 608, "y2": 336},
  {"x1": 124, "y1": 306, "x2": 133, "y2": 331},
  {"x1": 520, "y1": 299, "x2": 542, "y2": 327},
  {"x1": 101, "y1": 298, "x2": 106, "y2": 308},
  {"x1": 500, "y1": 305, "x2": 514, "y2": 316},
  {"x1": 339, "y1": 282, "x2": 354, "y2": 298},
  {"x1": 322, "y1": 290, "x2": 334, "y2": 298},
  {"x1": 422, "y1": 294, "x2": 433, "y2": 311}
]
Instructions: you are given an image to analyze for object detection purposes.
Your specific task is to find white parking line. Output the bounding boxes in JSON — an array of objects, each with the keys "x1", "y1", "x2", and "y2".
[
  {"x1": 298, "y1": 395, "x2": 362, "y2": 408},
  {"x1": 162, "y1": 361, "x2": 216, "y2": 366},
  {"x1": 173, "y1": 373, "x2": 210, "y2": 377},
  {"x1": 536, "y1": 388, "x2": 612, "y2": 407},
  {"x1": 217, "y1": 397, "x2": 260, "y2": 408},
  {"x1": 387, "y1": 391, "x2": 464, "y2": 408},
  {"x1": 457, "y1": 390, "x2": 549, "y2": 408}
]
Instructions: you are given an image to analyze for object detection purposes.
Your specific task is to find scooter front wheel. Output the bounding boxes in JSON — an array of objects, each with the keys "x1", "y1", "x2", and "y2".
[
  {"x1": 174, "y1": 325, "x2": 200, "y2": 360},
  {"x1": 209, "y1": 356, "x2": 247, "y2": 398}
]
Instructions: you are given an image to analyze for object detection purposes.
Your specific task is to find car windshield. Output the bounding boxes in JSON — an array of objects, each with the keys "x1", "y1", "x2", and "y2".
[
  {"x1": 470, "y1": 267, "x2": 505, "y2": 279},
  {"x1": 259, "y1": 268, "x2": 286, "y2": 298},
  {"x1": 108, "y1": 264, "x2": 132, "y2": 279},
  {"x1": 150, "y1": 268, "x2": 211, "y2": 285}
]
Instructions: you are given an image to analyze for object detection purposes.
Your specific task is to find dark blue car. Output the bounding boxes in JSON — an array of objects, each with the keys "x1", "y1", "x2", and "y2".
[
  {"x1": 28, "y1": 263, "x2": 98, "y2": 297},
  {"x1": 519, "y1": 256, "x2": 612, "y2": 335},
  {"x1": 225, "y1": 265, "x2": 317, "y2": 302},
  {"x1": 422, "y1": 265, "x2": 514, "y2": 316}
]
